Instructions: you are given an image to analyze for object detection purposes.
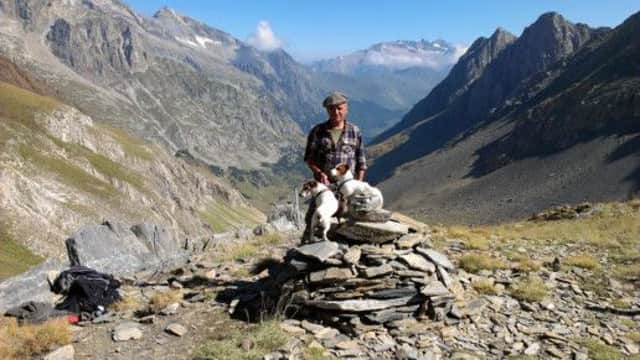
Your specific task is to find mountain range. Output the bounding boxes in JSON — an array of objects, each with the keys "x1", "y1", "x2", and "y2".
[
  {"x1": 369, "y1": 11, "x2": 640, "y2": 224},
  {"x1": 310, "y1": 40, "x2": 466, "y2": 139}
]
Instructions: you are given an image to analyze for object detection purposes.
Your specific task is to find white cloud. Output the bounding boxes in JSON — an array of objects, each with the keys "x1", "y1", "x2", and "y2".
[
  {"x1": 359, "y1": 42, "x2": 469, "y2": 70},
  {"x1": 247, "y1": 20, "x2": 283, "y2": 51}
]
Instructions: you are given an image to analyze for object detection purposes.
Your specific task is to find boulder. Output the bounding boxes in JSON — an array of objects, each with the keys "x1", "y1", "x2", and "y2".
[
  {"x1": 0, "y1": 260, "x2": 65, "y2": 312},
  {"x1": 66, "y1": 221, "x2": 188, "y2": 276},
  {"x1": 131, "y1": 223, "x2": 188, "y2": 268}
]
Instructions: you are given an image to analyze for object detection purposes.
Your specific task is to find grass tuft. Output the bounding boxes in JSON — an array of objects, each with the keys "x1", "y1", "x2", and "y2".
[
  {"x1": 0, "y1": 317, "x2": 72, "y2": 360},
  {"x1": 510, "y1": 276, "x2": 548, "y2": 303},
  {"x1": 442, "y1": 226, "x2": 493, "y2": 250},
  {"x1": 194, "y1": 321, "x2": 289, "y2": 360},
  {"x1": 565, "y1": 254, "x2": 600, "y2": 270},
  {"x1": 303, "y1": 347, "x2": 334, "y2": 360},
  {"x1": 516, "y1": 259, "x2": 542, "y2": 273},
  {"x1": 217, "y1": 244, "x2": 259, "y2": 263},
  {"x1": 582, "y1": 339, "x2": 623, "y2": 360},
  {"x1": 149, "y1": 289, "x2": 183, "y2": 313},
  {"x1": 472, "y1": 278, "x2": 498, "y2": 295},
  {"x1": 458, "y1": 253, "x2": 507, "y2": 273},
  {"x1": 627, "y1": 332, "x2": 640, "y2": 344},
  {"x1": 110, "y1": 293, "x2": 143, "y2": 313},
  {"x1": 615, "y1": 263, "x2": 640, "y2": 280}
]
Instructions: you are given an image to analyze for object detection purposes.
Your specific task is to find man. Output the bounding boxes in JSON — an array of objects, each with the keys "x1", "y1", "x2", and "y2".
[
  {"x1": 304, "y1": 92, "x2": 367, "y2": 183},
  {"x1": 301, "y1": 92, "x2": 367, "y2": 241}
]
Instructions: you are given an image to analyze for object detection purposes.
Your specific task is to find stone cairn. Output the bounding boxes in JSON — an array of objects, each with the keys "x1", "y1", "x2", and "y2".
[{"x1": 226, "y1": 209, "x2": 465, "y2": 338}]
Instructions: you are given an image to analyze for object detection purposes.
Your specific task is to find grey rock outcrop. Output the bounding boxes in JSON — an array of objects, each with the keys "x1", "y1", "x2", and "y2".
[
  {"x1": 0, "y1": 221, "x2": 188, "y2": 312},
  {"x1": 66, "y1": 221, "x2": 189, "y2": 276},
  {"x1": 0, "y1": 259, "x2": 65, "y2": 312}
]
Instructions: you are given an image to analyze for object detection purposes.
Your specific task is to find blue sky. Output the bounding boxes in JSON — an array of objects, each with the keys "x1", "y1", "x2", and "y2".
[{"x1": 126, "y1": 0, "x2": 639, "y2": 62}]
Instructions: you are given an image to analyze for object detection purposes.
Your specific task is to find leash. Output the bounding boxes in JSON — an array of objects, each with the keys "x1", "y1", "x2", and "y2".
[{"x1": 312, "y1": 189, "x2": 331, "y2": 205}]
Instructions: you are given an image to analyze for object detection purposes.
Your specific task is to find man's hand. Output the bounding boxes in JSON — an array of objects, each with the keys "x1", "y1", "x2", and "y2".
[{"x1": 316, "y1": 172, "x2": 330, "y2": 184}]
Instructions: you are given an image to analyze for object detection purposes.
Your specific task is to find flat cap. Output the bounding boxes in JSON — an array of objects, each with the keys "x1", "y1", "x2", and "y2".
[{"x1": 322, "y1": 92, "x2": 348, "y2": 107}]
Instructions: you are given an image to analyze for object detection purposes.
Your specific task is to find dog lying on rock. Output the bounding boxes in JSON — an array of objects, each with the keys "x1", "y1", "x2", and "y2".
[{"x1": 330, "y1": 163, "x2": 384, "y2": 211}]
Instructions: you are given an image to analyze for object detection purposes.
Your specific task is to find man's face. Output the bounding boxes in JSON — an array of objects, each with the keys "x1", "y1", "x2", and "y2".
[{"x1": 326, "y1": 103, "x2": 348, "y2": 125}]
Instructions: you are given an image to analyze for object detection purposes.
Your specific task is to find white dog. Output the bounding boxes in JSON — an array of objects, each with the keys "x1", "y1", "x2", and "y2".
[
  {"x1": 330, "y1": 164, "x2": 384, "y2": 211},
  {"x1": 299, "y1": 180, "x2": 339, "y2": 242}
]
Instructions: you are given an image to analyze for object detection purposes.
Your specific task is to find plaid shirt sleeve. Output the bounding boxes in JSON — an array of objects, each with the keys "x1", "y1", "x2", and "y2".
[
  {"x1": 303, "y1": 126, "x2": 318, "y2": 164},
  {"x1": 354, "y1": 126, "x2": 367, "y2": 172}
]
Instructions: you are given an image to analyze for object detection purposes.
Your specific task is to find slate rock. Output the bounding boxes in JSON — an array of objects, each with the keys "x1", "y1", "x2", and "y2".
[
  {"x1": 415, "y1": 248, "x2": 455, "y2": 270},
  {"x1": 343, "y1": 247, "x2": 362, "y2": 265},
  {"x1": 165, "y1": 323, "x2": 187, "y2": 337},
  {"x1": 307, "y1": 295, "x2": 419, "y2": 312},
  {"x1": 113, "y1": 322, "x2": 143, "y2": 341},
  {"x1": 43, "y1": 345, "x2": 75, "y2": 360},
  {"x1": 364, "y1": 305, "x2": 419, "y2": 324},
  {"x1": 421, "y1": 281, "x2": 450, "y2": 297},
  {"x1": 368, "y1": 287, "x2": 418, "y2": 299},
  {"x1": 309, "y1": 267, "x2": 354, "y2": 284},
  {"x1": 396, "y1": 233, "x2": 427, "y2": 249},
  {"x1": 524, "y1": 342, "x2": 540, "y2": 356},
  {"x1": 160, "y1": 302, "x2": 180, "y2": 315},
  {"x1": 437, "y1": 266, "x2": 453, "y2": 288},
  {"x1": 294, "y1": 241, "x2": 340, "y2": 263},
  {"x1": 349, "y1": 209, "x2": 392, "y2": 223},
  {"x1": 399, "y1": 253, "x2": 436, "y2": 273},
  {"x1": 361, "y1": 264, "x2": 394, "y2": 278},
  {"x1": 335, "y1": 221, "x2": 409, "y2": 243}
]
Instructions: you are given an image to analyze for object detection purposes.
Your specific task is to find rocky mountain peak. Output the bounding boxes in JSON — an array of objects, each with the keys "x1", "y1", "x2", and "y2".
[
  {"x1": 489, "y1": 27, "x2": 517, "y2": 44},
  {"x1": 153, "y1": 6, "x2": 186, "y2": 23},
  {"x1": 517, "y1": 11, "x2": 593, "y2": 58}
]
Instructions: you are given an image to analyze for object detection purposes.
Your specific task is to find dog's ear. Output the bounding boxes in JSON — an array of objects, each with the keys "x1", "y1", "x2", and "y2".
[
  {"x1": 337, "y1": 163, "x2": 349, "y2": 174},
  {"x1": 304, "y1": 180, "x2": 317, "y2": 190}
]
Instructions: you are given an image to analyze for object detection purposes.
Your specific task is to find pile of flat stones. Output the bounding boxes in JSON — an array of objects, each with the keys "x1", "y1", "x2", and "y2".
[{"x1": 231, "y1": 210, "x2": 466, "y2": 338}]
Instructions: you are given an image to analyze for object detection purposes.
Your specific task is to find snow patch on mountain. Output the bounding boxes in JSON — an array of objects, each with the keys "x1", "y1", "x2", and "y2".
[{"x1": 313, "y1": 39, "x2": 468, "y2": 73}]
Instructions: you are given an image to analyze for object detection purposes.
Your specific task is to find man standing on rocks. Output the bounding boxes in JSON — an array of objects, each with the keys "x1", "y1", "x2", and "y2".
[{"x1": 302, "y1": 92, "x2": 367, "y2": 241}]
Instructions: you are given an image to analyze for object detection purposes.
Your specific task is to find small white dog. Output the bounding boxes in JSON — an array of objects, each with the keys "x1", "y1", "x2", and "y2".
[
  {"x1": 299, "y1": 180, "x2": 339, "y2": 242},
  {"x1": 330, "y1": 163, "x2": 384, "y2": 211}
]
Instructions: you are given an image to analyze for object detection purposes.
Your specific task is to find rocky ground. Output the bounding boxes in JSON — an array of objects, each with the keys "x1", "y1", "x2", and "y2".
[{"x1": 37, "y1": 205, "x2": 640, "y2": 360}]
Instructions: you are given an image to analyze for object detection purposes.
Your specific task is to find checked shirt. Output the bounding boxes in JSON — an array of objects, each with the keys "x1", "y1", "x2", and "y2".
[{"x1": 304, "y1": 121, "x2": 367, "y2": 175}]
